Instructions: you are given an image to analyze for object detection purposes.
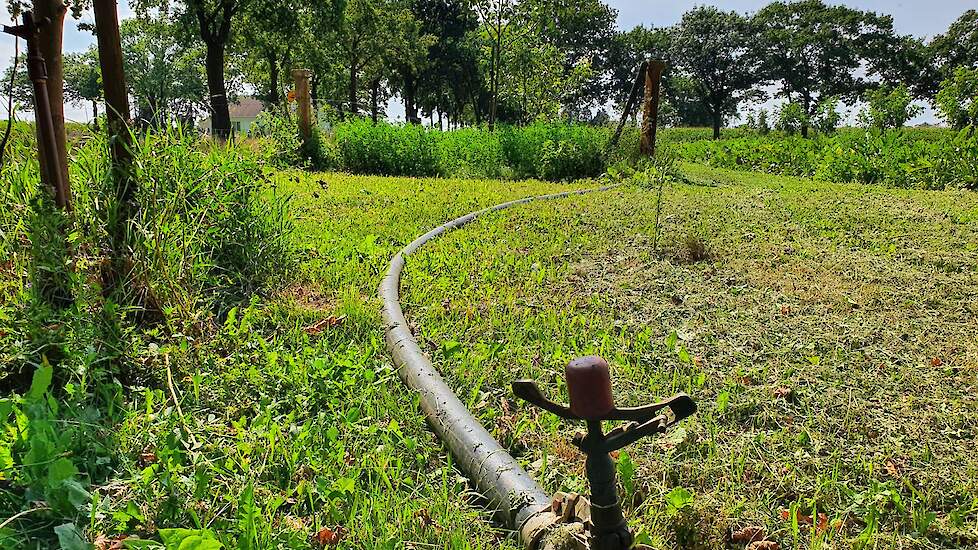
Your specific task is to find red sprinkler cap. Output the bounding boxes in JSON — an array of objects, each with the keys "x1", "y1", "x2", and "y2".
[{"x1": 565, "y1": 355, "x2": 615, "y2": 420}]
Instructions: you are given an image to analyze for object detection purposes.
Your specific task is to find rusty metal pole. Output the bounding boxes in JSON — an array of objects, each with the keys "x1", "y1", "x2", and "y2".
[
  {"x1": 292, "y1": 68, "x2": 312, "y2": 141},
  {"x1": 4, "y1": 12, "x2": 70, "y2": 211},
  {"x1": 640, "y1": 60, "x2": 666, "y2": 158}
]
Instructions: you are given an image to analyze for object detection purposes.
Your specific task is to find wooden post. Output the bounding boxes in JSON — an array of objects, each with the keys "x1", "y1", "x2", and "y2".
[
  {"x1": 94, "y1": 0, "x2": 137, "y2": 298},
  {"x1": 4, "y1": 12, "x2": 70, "y2": 211},
  {"x1": 292, "y1": 68, "x2": 312, "y2": 141},
  {"x1": 640, "y1": 60, "x2": 666, "y2": 157},
  {"x1": 33, "y1": 0, "x2": 70, "y2": 199},
  {"x1": 93, "y1": 0, "x2": 131, "y2": 170}
]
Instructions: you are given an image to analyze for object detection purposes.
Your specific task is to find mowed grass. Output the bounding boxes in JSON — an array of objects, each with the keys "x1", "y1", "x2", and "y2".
[
  {"x1": 92, "y1": 173, "x2": 583, "y2": 549},
  {"x1": 399, "y1": 164, "x2": 978, "y2": 548}
]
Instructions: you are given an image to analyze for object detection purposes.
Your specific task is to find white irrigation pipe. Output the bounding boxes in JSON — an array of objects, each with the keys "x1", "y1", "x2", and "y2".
[{"x1": 379, "y1": 184, "x2": 619, "y2": 548}]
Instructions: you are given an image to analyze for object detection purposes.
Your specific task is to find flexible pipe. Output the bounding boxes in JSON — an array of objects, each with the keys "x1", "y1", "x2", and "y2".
[{"x1": 379, "y1": 184, "x2": 618, "y2": 547}]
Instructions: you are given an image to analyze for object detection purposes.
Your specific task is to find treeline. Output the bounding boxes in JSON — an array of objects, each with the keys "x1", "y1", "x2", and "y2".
[{"x1": 15, "y1": 1, "x2": 978, "y2": 137}]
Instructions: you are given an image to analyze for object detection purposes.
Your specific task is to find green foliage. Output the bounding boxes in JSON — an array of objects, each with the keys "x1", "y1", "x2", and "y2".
[
  {"x1": 811, "y1": 97, "x2": 842, "y2": 134},
  {"x1": 859, "y1": 84, "x2": 921, "y2": 130},
  {"x1": 250, "y1": 112, "x2": 340, "y2": 171},
  {"x1": 436, "y1": 127, "x2": 504, "y2": 179},
  {"x1": 753, "y1": 0, "x2": 896, "y2": 121},
  {"x1": 670, "y1": 6, "x2": 763, "y2": 136},
  {"x1": 757, "y1": 109, "x2": 771, "y2": 135},
  {"x1": 682, "y1": 128, "x2": 978, "y2": 190},
  {"x1": 500, "y1": 123, "x2": 607, "y2": 181},
  {"x1": 776, "y1": 102, "x2": 809, "y2": 135},
  {"x1": 334, "y1": 119, "x2": 441, "y2": 177},
  {"x1": 936, "y1": 67, "x2": 978, "y2": 130}
]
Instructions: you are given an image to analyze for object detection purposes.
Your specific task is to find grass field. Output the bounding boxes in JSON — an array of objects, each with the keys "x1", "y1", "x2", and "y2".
[
  {"x1": 4, "y1": 157, "x2": 977, "y2": 548},
  {"x1": 396, "y1": 164, "x2": 978, "y2": 548}
]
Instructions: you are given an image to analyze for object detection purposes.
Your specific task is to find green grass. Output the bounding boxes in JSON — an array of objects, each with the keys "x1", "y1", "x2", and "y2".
[
  {"x1": 4, "y1": 137, "x2": 977, "y2": 548},
  {"x1": 399, "y1": 164, "x2": 978, "y2": 548}
]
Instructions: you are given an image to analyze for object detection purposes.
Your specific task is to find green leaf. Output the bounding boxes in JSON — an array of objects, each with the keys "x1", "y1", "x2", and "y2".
[
  {"x1": 123, "y1": 539, "x2": 165, "y2": 549},
  {"x1": 158, "y1": 529, "x2": 223, "y2": 550},
  {"x1": 665, "y1": 487, "x2": 694, "y2": 515},
  {"x1": 441, "y1": 340, "x2": 462, "y2": 358},
  {"x1": 54, "y1": 523, "x2": 91, "y2": 550},
  {"x1": 716, "y1": 391, "x2": 730, "y2": 412},
  {"x1": 665, "y1": 331, "x2": 678, "y2": 351},
  {"x1": 29, "y1": 361, "x2": 54, "y2": 400},
  {"x1": 47, "y1": 458, "x2": 78, "y2": 488},
  {"x1": 236, "y1": 481, "x2": 257, "y2": 550}
]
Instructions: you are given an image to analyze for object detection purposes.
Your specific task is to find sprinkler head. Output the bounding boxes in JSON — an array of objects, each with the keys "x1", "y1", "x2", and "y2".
[{"x1": 513, "y1": 356, "x2": 697, "y2": 550}]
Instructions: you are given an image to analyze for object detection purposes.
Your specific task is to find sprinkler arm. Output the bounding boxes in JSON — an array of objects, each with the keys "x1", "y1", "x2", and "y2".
[{"x1": 512, "y1": 379, "x2": 696, "y2": 425}]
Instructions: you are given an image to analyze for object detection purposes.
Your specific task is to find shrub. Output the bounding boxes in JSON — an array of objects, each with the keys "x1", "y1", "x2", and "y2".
[
  {"x1": 936, "y1": 67, "x2": 978, "y2": 130},
  {"x1": 757, "y1": 109, "x2": 771, "y2": 136},
  {"x1": 334, "y1": 119, "x2": 440, "y2": 177},
  {"x1": 776, "y1": 102, "x2": 808, "y2": 135},
  {"x1": 436, "y1": 127, "x2": 503, "y2": 178},
  {"x1": 679, "y1": 129, "x2": 976, "y2": 190},
  {"x1": 859, "y1": 84, "x2": 921, "y2": 131},
  {"x1": 811, "y1": 97, "x2": 842, "y2": 135},
  {"x1": 500, "y1": 123, "x2": 607, "y2": 180}
]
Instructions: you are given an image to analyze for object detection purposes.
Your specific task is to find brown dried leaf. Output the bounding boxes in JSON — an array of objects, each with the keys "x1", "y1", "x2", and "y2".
[
  {"x1": 94, "y1": 535, "x2": 127, "y2": 550},
  {"x1": 931, "y1": 357, "x2": 943, "y2": 367},
  {"x1": 303, "y1": 315, "x2": 346, "y2": 335},
  {"x1": 885, "y1": 458, "x2": 901, "y2": 478},
  {"x1": 312, "y1": 525, "x2": 347, "y2": 547},
  {"x1": 773, "y1": 387, "x2": 793, "y2": 400},
  {"x1": 816, "y1": 513, "x2": 829, "y2": 534},
  {"x1": 730, "y1": 526, "x2": 765, "y2": 543},
  {"x1": 139, "y1": 447, "x2": 157, "y2": 466},
  {"x1": 746, "y1": 542, "x2": 780, "y2": 550}
]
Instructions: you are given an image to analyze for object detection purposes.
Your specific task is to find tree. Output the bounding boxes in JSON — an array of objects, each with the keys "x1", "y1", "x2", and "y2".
[
  {"x1": 776, "y1": 102, "x2": 807, "y2": 135},
  {"x1": 404, "y1": 0, "x2": 479, "y2": 126},
  {"x1": 521, "y1": 0, "x2": 617, "y2": 118},
  {"x1": 473, "y1": 0, "x2": 523, "y2": 130},
  {"x1": 859, "y1": 84, "x2": 920, "y2": 130},
  {"x1": 930, "y1": 10, "x2": 978, "y2": 75},
  {"x1": 935, "y1": 67, "x2": 978, "y2": 130},
  {"x1": 62, "y1": 48, "x2": 102, "y2": 127},
  {"x1": 499, "y1": 36, "x2": 592, "y2": 122},
  {"x1": 671, "y1": 6, "x2": 763, "y2": 139},
  {"x1": 138, "y1": 0, "x2": 248, "y2": 138},
  {"x1": 810, "y1": 96, "x2": 841, "y2": 134},
  {"x1": 336, "y1": 0, "x2": 388, "y2": 117},
  {"x1": 234, "y1": 0, "x2": 301, "y2": 105},
  {"x1": 121, "y1": 15, "x2": 207, "y2": 126},
  {"x1": 754, "y1": 0, "x2": 894, "y2": 137}
]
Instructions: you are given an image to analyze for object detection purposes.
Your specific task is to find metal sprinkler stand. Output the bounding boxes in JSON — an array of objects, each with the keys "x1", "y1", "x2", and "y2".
[{"x1": 513, "y1": 356, "x2": 697, "y2": 550}]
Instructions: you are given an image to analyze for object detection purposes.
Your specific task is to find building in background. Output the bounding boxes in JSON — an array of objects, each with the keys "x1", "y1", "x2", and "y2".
[{"x1": 197, "y1": 97, "x2": 264, "y2": 135}]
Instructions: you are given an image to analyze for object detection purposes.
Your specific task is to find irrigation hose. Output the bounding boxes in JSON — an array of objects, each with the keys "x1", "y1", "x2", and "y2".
[{"x1": 379, "y1": 183, "x2": 619, "y2": 548}]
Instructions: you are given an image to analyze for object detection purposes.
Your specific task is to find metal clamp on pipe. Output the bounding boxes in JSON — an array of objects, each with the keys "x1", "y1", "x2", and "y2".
[{"x1": 513, "y1": 356, "x2": 697, "y2": 550}]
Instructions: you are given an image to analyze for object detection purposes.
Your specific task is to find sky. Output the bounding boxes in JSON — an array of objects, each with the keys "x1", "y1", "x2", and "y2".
[{"x1": 1, "y1": 0, "x2": 973, "y2": 123}]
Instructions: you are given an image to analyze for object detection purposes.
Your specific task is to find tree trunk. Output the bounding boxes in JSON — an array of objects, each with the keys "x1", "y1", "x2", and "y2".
[
  {"x1": 349, "y1": 63, "x2": 359, "y2": 116},
  {"x1": 403, "y1": 72, "x2": 417, "y2": 124},
  {"x1": 370, "y1": 78, "x2": 380, "y2": 123},
  {"x1": 205, "y1": 41, "x2": 231, "y2": 139},
  {"x1": 488, "y1": 43, "x2": 499, "y2": 131},
  {"x1": 92, "y1": 100, "x2": 99, "y2": 130},
  {"x1": 35, "y1": 0, "x2": 70, "y2": 192},
  {"x1": 712, "y1": 110, "x2": 721, "y2": 140},
  {"x1": 267, "y1": 50, "x2": 280, "y2": 104},
  {"x1": 801, "y1": 94, "x2": 811, "y2": 138}
]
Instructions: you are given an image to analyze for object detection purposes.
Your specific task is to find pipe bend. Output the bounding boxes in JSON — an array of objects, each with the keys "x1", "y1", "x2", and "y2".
[{"x1": 378, "y1": 183, "x2": 618, "y2": 546}]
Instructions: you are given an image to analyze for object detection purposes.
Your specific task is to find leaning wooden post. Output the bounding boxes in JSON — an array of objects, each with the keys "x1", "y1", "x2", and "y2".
[
  {"x1": 292, "y1": 68, "x2": 313, "y2": 141},
  {"x1": 94, "y1": 0, "x2": 137, "y2": 297},
  {"x1": 640, "y1": 60, "x2": 666, "y2": 157}
]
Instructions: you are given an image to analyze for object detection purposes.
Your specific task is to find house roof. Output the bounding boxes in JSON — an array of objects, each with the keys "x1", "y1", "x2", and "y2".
[{"x1": 229, "y1": 97, "x2": 264, "y2": 119}]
